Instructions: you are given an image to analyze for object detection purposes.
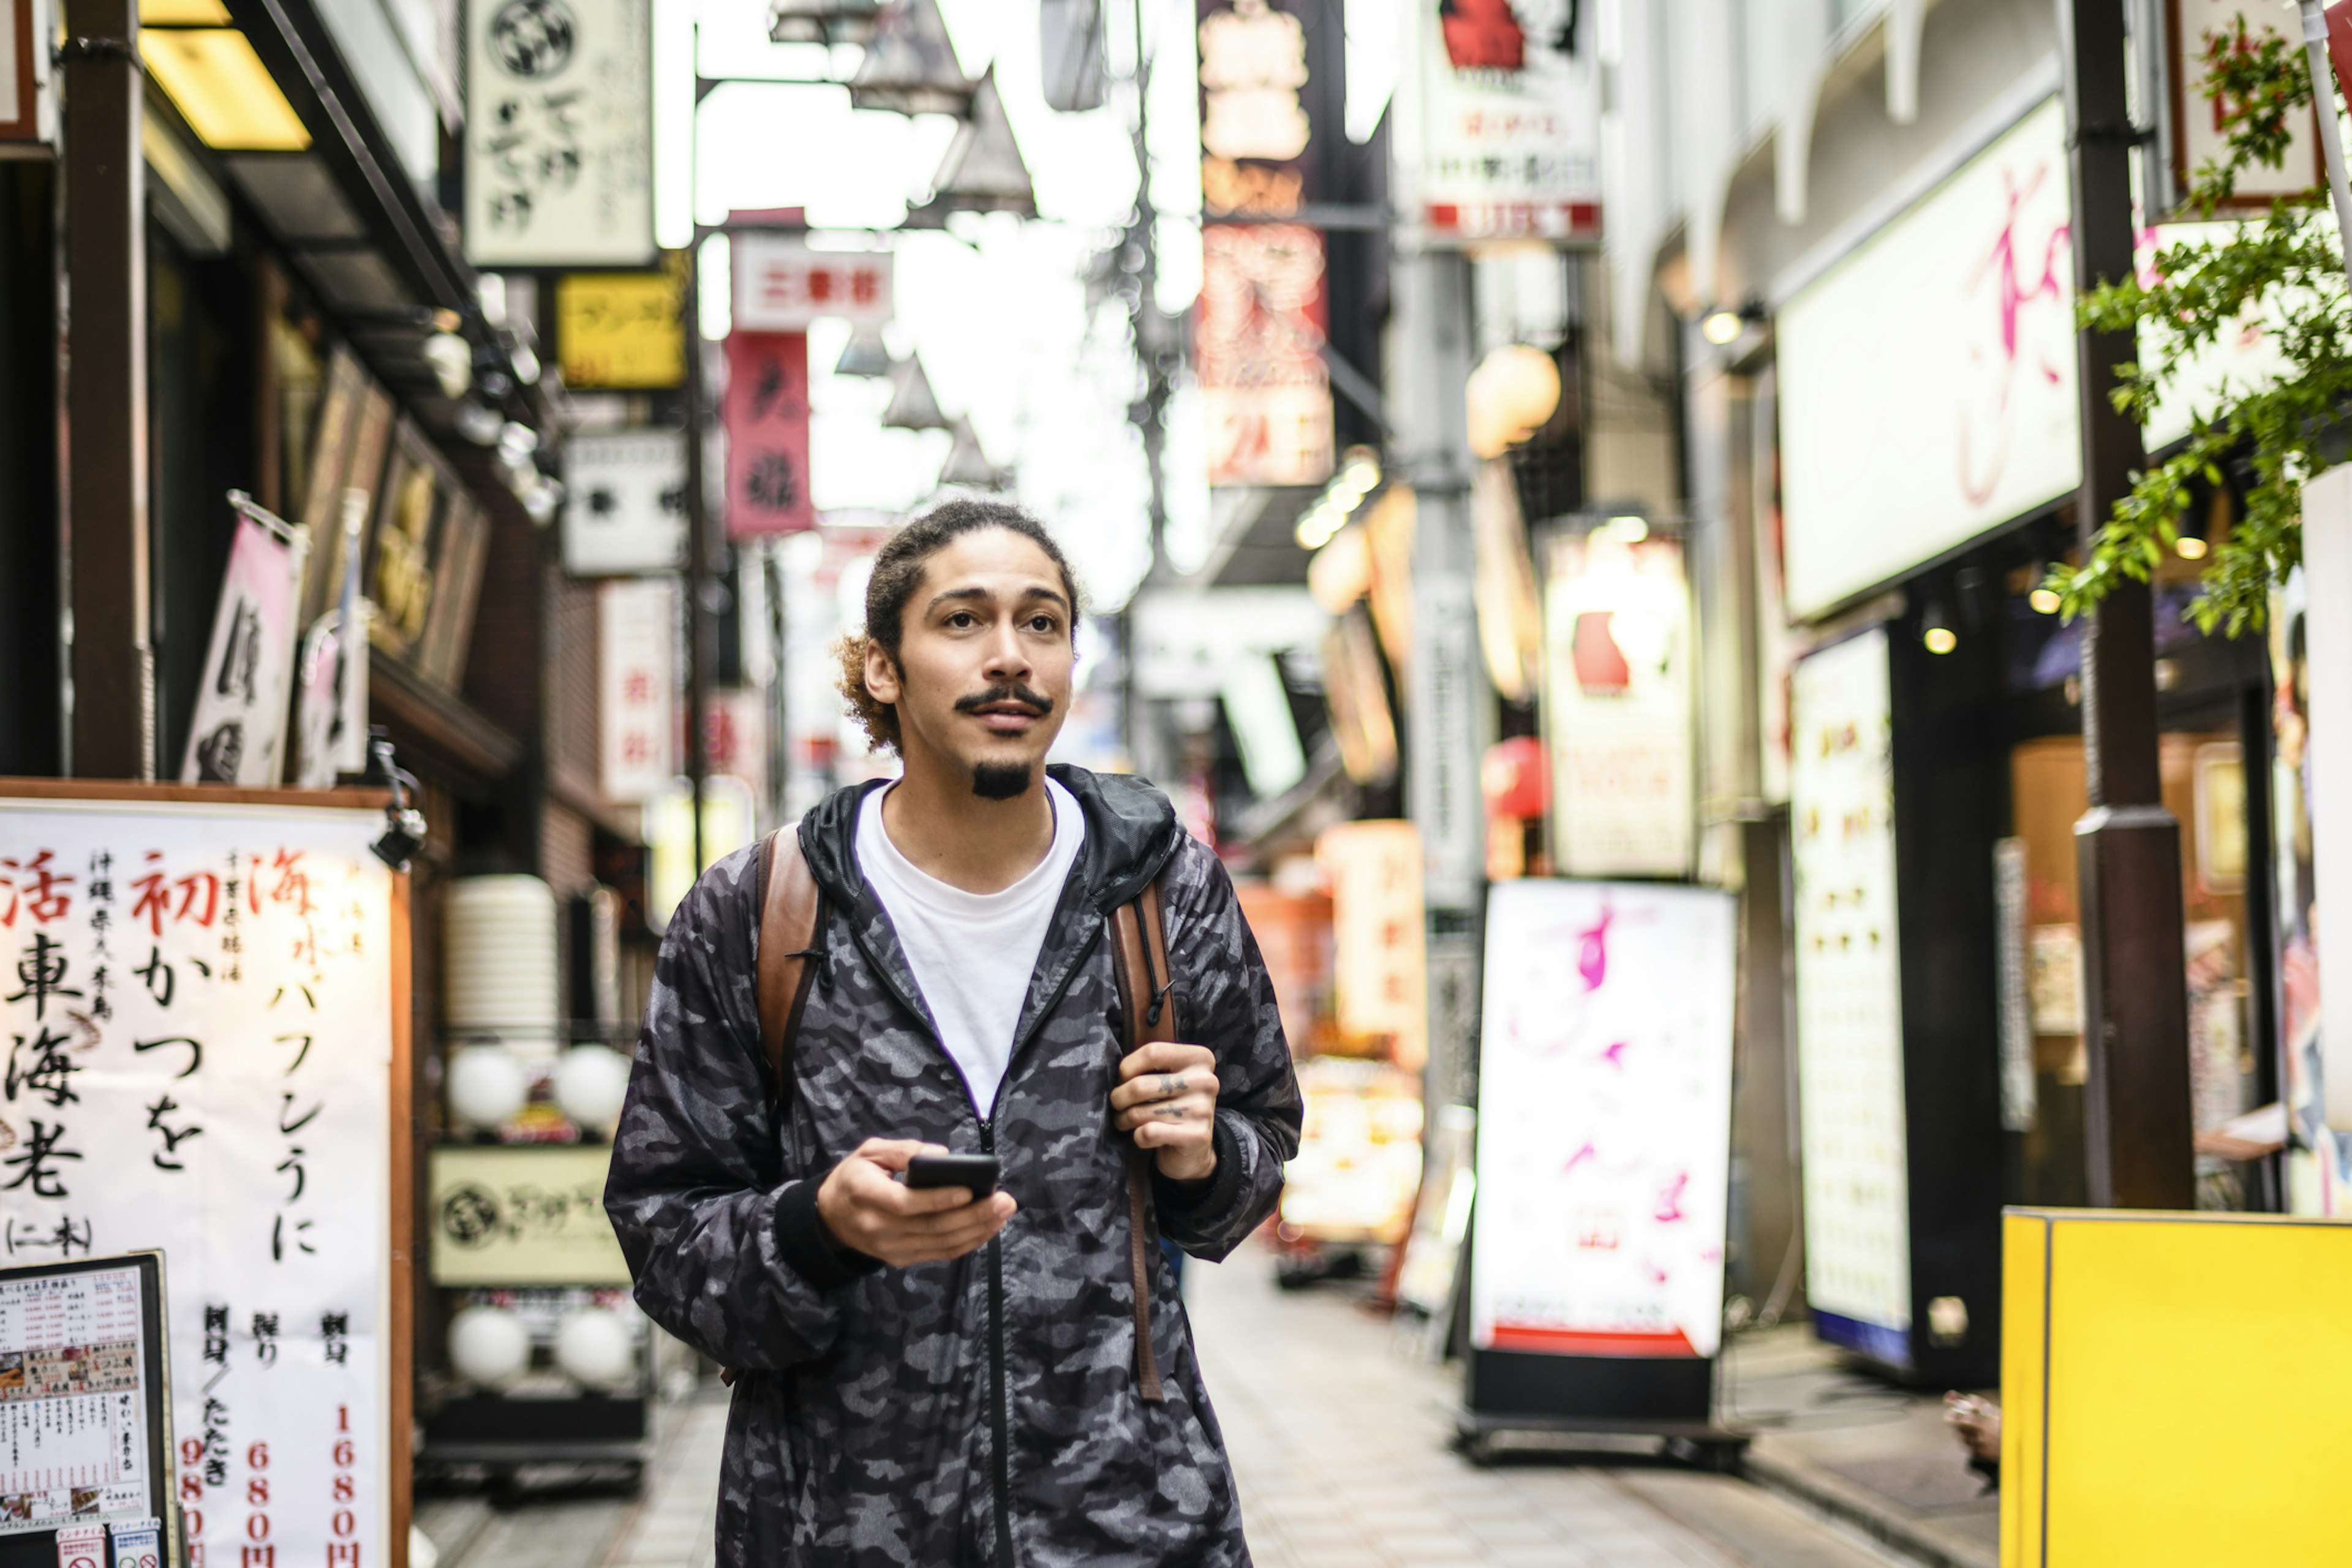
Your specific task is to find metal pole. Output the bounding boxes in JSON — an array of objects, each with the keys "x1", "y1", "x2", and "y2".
[
  {"x1": 2057, "y1": 0, "x2": 2193, "y2": 1208},
  {"x1": 61, "y1": 0, "x2": 154, "y2": 779},
  {"x1": 683, "y1": 24, "x2": 710, "y2": 876},
  {"x1": 2296, "y1": 0, "x2": 2352, "y2": 292}
]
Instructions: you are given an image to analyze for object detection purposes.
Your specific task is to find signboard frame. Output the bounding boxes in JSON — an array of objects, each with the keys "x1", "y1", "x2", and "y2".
[
  {"x1": 1457, "y1": 877, "x2": 1743, "y2": 1459},
  {"x1": 0, "y1": 1250, "x2": 172, "y2": 1568},
  {"x1": 0, "y1": 780, "x2": 414, "y2": 1568}
]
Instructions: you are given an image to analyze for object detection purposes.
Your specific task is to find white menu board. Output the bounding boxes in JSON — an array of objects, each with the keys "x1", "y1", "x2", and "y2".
[
  {"x1": 1471, "y1": 880, "x2": 1736, "y2": 1359},
  {"x1": 0, "y1": 797, "x2": 394, "y2": 1568},
  {"x1": 1788, "y1": 629, "x2": 1915, "y2": 1363},
  {"x1": 0, "y1": 1264, "x2": 149, "y2": 1531}
]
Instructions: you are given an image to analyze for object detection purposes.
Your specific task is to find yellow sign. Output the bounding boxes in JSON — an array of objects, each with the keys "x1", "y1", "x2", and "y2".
[
  {"x1": 429, "y1": 1145, "x2": 631, "y2": 1286},
  {"x1": 2002, "y1": 1208, "x2": 2352, "y2": 1565},
  {"x1": 557, "y1": 260, "x2": 685, "y2": 390}
]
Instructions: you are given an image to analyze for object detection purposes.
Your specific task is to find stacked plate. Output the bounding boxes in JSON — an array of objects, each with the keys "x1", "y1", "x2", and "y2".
[{"x1": 445, "y1": 875, "x2": 560, "y2": 1056}]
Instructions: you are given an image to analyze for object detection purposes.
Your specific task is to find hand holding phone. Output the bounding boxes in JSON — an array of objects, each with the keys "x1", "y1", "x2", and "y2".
[{"x1": 816, "y1": 1140, "x2": 1014, "y2": 1267}]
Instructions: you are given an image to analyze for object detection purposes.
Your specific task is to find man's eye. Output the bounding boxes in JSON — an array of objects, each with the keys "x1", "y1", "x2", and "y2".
[
  {"x1": 946, "y1": 612, "x2": 975, "y2": 628},
  {"x1": 1029, "y1": 616, "x2": 1057, "y2": 632}
]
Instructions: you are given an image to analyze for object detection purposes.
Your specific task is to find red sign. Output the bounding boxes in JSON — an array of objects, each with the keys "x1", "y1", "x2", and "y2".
[{"x1": 723, "y1": 331, "x2": 816, "y2": 539}]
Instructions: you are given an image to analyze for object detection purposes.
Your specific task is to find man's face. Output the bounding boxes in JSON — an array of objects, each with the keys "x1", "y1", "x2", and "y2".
[{"x1": 864, "y1": 529, "x2": 1076, "y2": 797}]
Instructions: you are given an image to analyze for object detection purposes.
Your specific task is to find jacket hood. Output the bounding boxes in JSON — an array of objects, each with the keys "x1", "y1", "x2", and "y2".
[{"x1": 797, "y1": 764, "x2": 1185, "y2": 914}]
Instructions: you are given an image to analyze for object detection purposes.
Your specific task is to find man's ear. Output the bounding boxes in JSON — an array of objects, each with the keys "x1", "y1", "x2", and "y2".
[{"x1": 863, "y1": 639, "x2": 902, "y2": 706}]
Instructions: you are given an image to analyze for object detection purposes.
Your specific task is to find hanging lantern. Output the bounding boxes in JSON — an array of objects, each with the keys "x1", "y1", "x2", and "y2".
[
  {"x1": 937, "y1": 417, "x2": 1008, "y2": 489},
  {"x1": 834, "y1": 325, "x2": 892, "y2": 377},
  {"x1": 849, "y1": 0, "x2": 973, "y2": 116},
  {"x1": 918, "y1": 69, "x2": 1036, "y2": 218},
  {"x1": 768, "y1": 0, "x2": 878, "y2": 45},
  {"x1": 1464, "y1": 344, "x2": 1562, "y2": 459},
  {"x1": 881, "y1": 353, "x2": 951, "y2": 430}
]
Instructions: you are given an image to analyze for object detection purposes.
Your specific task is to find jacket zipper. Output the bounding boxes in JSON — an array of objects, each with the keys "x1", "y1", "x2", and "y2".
[{"x1": 847, "y1": 908, "x2": 1117, "y2": 1568}]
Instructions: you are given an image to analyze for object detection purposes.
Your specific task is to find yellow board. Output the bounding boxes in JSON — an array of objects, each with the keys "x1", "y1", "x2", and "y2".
[
  {"x1": 2001, "y1": 1207, "x2": 2352, "y2": 1566},
  {"x1": 556, "y1": 263, "x2": 685, "y2": 390},
  {"x1": 428, "y1": 1144, "x2": 632, "y2": 1287}
]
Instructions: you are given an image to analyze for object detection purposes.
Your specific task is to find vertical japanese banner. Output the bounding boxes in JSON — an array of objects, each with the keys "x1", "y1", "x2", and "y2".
[
  {"x1": 464, "y1": 0, "x2": 654, "y2": 266},
  {"x1": 180, "y1": 511, "x2": 310, "y2": 788},
  {"x1": 1196, "y1": 224, "x2": 1334, "y2": 486},
  {"x1": 598, "y1": 579, "x2": 676, "y2": 802},
  {"x1": 0, "y1": 791, "x2": 401, "y2": 1568},
  {"x1": 722, "y1": 333, "x2": 816, "y2": 540}
]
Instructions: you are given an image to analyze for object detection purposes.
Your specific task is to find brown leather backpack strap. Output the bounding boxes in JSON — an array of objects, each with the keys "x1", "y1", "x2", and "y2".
[
  {"x1": 755, "y1": 826, "x2": 822, "y2": 1110},
  {"x1": 1111, "y1": 879, "x2": 1177, "y2": 1404}
]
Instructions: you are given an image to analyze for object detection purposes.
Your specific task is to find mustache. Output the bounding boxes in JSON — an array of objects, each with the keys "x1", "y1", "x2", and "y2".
[{"x1": 953, "y1": 683, "x2": 1055, "y2": 718}]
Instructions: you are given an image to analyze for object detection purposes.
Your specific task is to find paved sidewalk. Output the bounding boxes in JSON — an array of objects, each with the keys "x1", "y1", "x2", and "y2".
[
  {"x1": 1188, "y1": 1245, "x2": 1913, "y2": 1568},
  {"x1": 428, "y1": 1244, "x2": 1936, "y2": 1568}
]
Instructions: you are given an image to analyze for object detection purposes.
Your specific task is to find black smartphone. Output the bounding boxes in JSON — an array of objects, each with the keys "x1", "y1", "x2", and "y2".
[{"x1": 905, "y1": 1153, "x2": 1000, "y2": 1199}]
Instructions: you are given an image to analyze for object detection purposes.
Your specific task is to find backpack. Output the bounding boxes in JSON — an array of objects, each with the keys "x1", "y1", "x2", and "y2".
[{"x1": 752, "y1": 826, "x2": 1174, "y2": 1403}]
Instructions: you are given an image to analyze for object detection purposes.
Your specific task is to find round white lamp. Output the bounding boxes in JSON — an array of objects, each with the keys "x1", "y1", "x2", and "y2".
[
  {"x1": 447, "y1": 1305, "x2": 530, "y2": 1389},
  {"x1": 554, "y1": 1309, "x2": 636, "y2": 1392},
  {"x1": 446, "y1": 1045, "x2": 528, "y2": 1133},
  {"x1": 552, "y1": 1045, "x2": 632, "y2": 1138}
]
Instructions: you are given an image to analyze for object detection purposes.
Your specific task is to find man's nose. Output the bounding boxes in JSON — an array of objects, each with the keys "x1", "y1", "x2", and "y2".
[{"x1": 981, "y1": 621, "x2": 1032, "y2": 679}]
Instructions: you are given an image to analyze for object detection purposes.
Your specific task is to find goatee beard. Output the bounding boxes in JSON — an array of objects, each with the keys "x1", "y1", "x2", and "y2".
[{"x1": 972, "y1": 762, "x2": 1033, "y2": 801}]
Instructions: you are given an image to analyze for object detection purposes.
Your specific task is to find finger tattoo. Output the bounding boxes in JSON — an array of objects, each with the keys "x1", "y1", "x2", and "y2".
[
  {"x1": 1158, "y1": 1104, "x2": 1183, "y2": 1121},
  {"x1": 1159, "y1": 1072, "x2": 1185, "y2": 1100}
]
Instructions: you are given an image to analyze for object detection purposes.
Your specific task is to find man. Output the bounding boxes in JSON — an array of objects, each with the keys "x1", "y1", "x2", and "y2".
[{"x1": 606, "y1": 500, "x2": 1303, "y2": 1567}]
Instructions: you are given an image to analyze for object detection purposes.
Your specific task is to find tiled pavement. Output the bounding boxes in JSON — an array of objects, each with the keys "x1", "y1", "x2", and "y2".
[{"x1": 423, "y1": 1242, "x2": 1920, "y2": 1568}]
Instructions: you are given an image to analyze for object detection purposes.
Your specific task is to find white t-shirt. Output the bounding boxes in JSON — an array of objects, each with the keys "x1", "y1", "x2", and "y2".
[{"x1": 855, "y1": 778, "x2": 1087, "y2": 1117}]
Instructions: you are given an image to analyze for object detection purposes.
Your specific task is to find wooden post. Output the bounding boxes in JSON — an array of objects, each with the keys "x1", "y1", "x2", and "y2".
[{"x1": 60, "y1": 0, "x2": 154, "y2": 779}]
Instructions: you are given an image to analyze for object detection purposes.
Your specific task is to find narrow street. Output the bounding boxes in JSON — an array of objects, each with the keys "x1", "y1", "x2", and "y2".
[{"x1": 420, "y1": 1244, "x2": 1916, "y2": 1568}]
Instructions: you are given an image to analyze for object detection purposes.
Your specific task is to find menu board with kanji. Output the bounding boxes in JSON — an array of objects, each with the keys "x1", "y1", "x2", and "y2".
[
  {"x1": 0, "y1": 791, "x2": 401, "y2": 1568},
  {"x1": 0, "y1": 1259, "x2": 158, "y2": 1536}
]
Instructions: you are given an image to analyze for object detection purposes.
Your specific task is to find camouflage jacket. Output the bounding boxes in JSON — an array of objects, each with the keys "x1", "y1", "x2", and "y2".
[{"x1": 606, "y1": 767, "x2": 1303, "y2": 1568}]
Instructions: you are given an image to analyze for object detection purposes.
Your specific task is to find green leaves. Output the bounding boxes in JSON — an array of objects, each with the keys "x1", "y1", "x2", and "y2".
[{"x1": 2049, "y1": 18, "x2": 2343, "y2": 635}]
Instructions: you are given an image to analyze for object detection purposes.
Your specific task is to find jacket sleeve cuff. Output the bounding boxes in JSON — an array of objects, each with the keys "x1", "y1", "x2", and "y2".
[
  {"x1": 1153, "y1": 1118, "x2": 1243, "y2": 1221},
  {"x1": 773, "y1": 1167, "x2": 884, "y2": 1291}
]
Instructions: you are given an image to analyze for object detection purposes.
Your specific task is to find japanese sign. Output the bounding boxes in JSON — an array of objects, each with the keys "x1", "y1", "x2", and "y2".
[
  {"x1": 179, "y1": 504, "x2": 309, "y2": 789},
  {"x1": 0, "y1": 1256, "x2": 167, "y2": 1543},
  {"x1": 1406, "y1": 0, "x2": 1601, "y2": 241},
  {"x1": 722, "y1": 333, "x2": 816, "y2": 540},
  {"x1": 1471, "y1": 879, "x2": 1735, "y2": 1359},
  {"x1": 1540, "y1": 530, "x2": 1694, "y2": 878},
  {"x1": 562, "y1": 431, "x2": 686, "y2": 576},
  {"x1": 1314, "y1": 820, "x2": 1425, "y2": 1067},
  {"x1": 464, "y1": 0, "x2": 654, "y2": 266},
  {"x1": 0, "y1": 796, "x2": 396, "y2": 1568},
  {"x1": 598, "y1": 579, "x2": 676, "y2": 802},
  {"x1": 556, "y1": 268, "x2": 684, "y2": 390},
  {"x1": 428, "y1": 1148, "x2": 628, "y2": 1287},
  {"x1": 1197, "y1": 223, "x2": 1334, "y2": 486},
  {"x1": 730, "y1": 238, "x2": 892, "y2": 331},
  {"x1": 1788, "y1": 628, "x2": 1915, "y2": 1367},
  {"x1": 1197, "y1": 0, "x2": 1311, "y2": 219}
]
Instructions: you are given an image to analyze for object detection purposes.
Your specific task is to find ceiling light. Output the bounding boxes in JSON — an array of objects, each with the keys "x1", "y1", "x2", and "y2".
[
  {"x1": 2029, "y1": 586, "x2": 2062, "y2": 615},
  {"x1": 140, "y1": 29, "x2": 311, "y2": 150},
  {"x1": 1701, "y1": 309, "x2": 1744, "y2": 345},
  {"x1": 1922, "y1": 600, "x2": 1957, "y2": 655},
  {"x1": 1604, "y1": 514, "x2": 1647, "y2": 543},
  {"x1": 2175, "y1": 534, "x2": 2209, "y2": 560}
]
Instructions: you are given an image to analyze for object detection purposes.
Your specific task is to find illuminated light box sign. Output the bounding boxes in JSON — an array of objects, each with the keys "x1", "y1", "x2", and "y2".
[
  {"x1": 1787, "y1": 628, "x2": 1914, "y2": 1367},
  {"x1": 0, "y1": 790, "x2": 401, "y2": 1568},
  {"x1": 1470, "y1": 878, "x2": 1736, "y2": 1362}
]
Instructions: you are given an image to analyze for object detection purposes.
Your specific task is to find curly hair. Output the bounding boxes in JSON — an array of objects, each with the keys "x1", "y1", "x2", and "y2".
[{"x1": 835, "y1": 500, "x2": 1083, "y2": 753}]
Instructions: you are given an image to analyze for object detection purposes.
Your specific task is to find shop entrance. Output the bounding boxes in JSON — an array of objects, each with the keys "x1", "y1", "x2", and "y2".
[{"x1": 2005, "y1": 731, "x2": 2265, "y2": 1209}]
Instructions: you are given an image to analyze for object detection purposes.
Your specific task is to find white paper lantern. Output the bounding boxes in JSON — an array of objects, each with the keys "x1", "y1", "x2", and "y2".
[
  {"x1": 445, "y1": 875, "x2": 561, "y2": 1054},
  {"x1": 447, "y1": 1305, "x2": 530, "y2": 1389},
  {"x1": 554, "y1": 1309, "x2": 636, "y2": 1391},
  {"x1": 553, "y1": 1045, "x2": 632, "y2": 1137},
  {"x1": 446, "y1": 1045, "x2": 528, "y2": 1132}
]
